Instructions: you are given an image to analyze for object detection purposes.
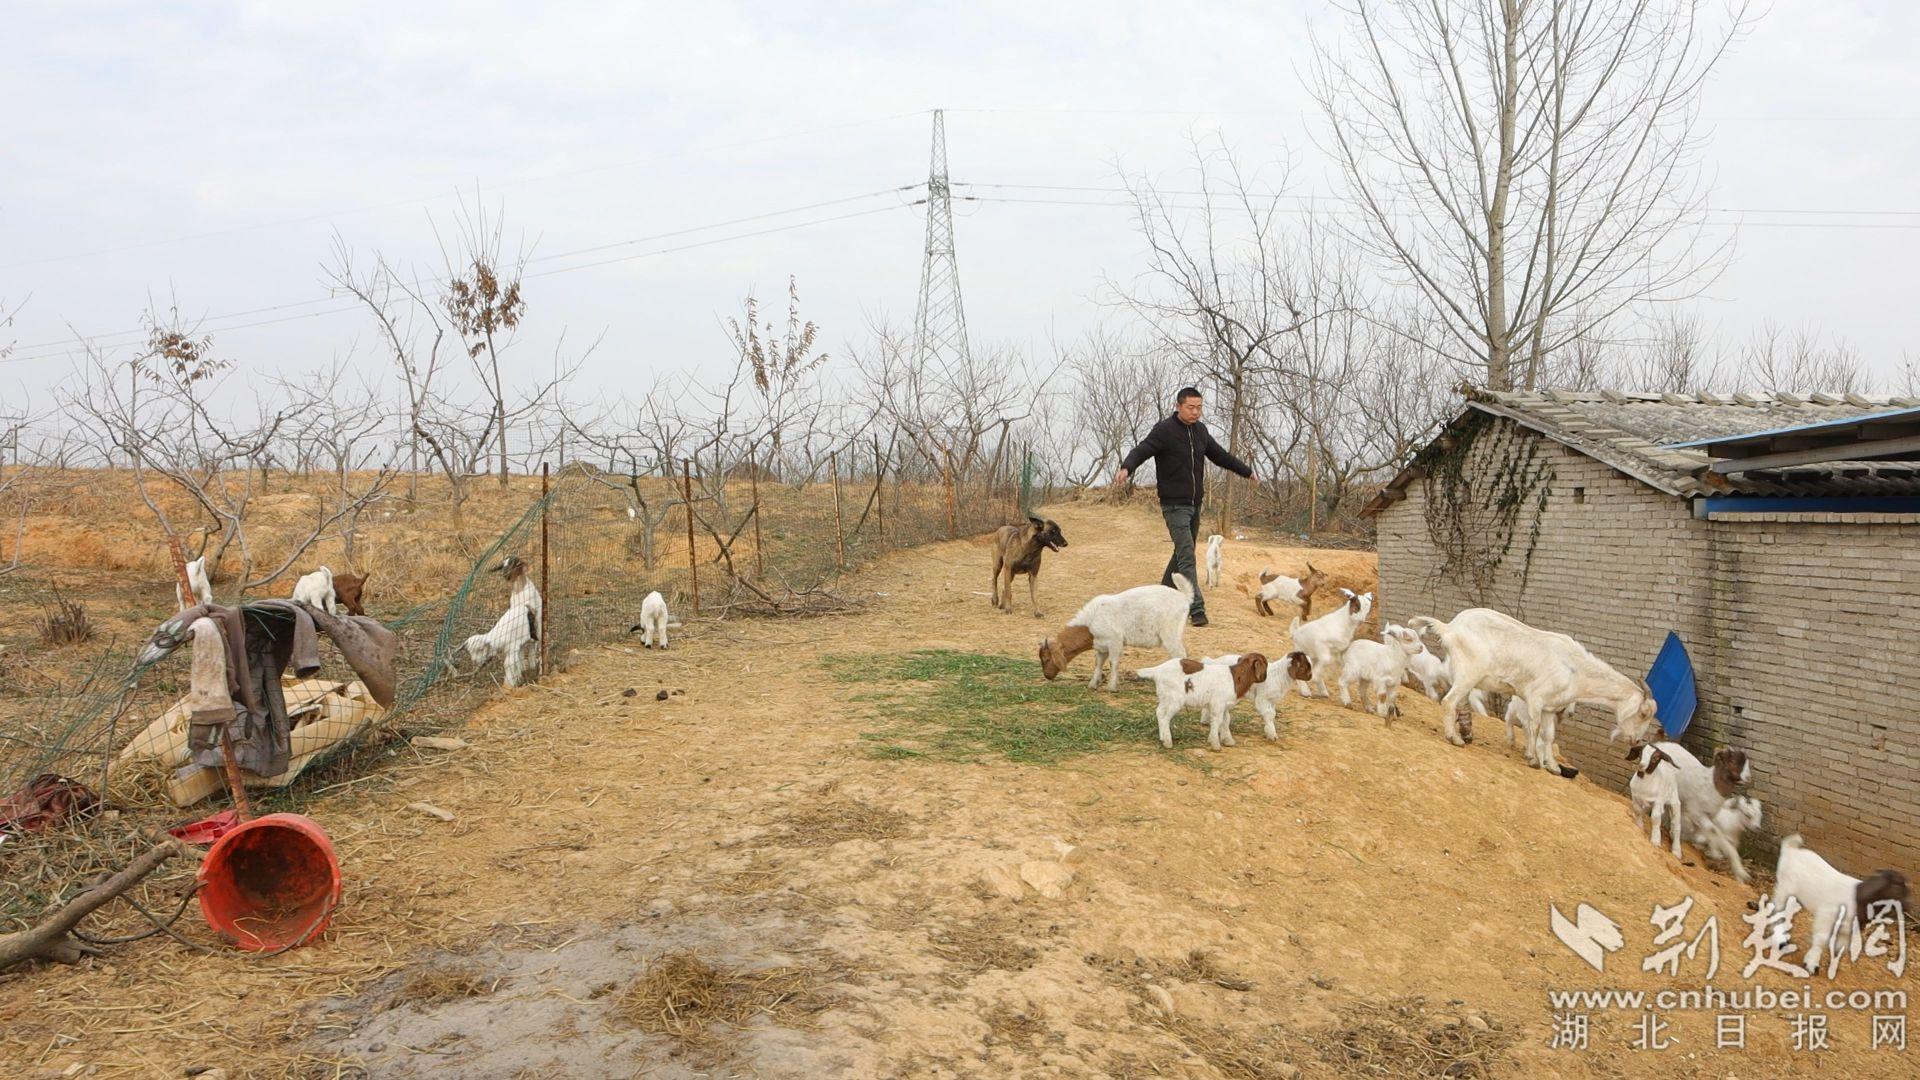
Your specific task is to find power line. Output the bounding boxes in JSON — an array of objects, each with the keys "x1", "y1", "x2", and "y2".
[
  {"x1": 4, "y1": 186, "x2": 924, "y2": 360},
  {"x1": 960, "y1": 191, "x2": 1920, "y2": 226},
  {"x1": 0, "y1": 110, "x2": 933, "y2": 272},
  {"x1": 955, "y1": 181, "x2": 1920, "y2": 219},
  {"x1": 1, "y1": 199, "x2": 922, "y2": 367}
]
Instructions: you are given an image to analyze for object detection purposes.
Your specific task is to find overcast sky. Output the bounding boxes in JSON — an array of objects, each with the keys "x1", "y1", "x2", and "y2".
[{"x1": 4, "y1": 1, "x2": 1917, "y2": 414}]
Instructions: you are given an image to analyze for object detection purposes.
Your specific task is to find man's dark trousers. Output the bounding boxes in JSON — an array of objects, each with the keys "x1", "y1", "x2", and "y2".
[{"x1": 1160, "y1": 504, "x2": 1204, "y2": 619}]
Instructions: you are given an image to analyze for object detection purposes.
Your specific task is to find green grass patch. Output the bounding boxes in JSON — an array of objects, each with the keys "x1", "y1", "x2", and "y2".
[{"x1": 826, "y1": 648, "x2": 1214, "y2": 765}]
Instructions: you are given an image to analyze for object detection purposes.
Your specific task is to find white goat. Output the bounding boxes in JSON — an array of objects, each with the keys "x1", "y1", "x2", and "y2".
[
  {"x1": 1136, "y1": 653, "x2": 1268, "y2": 751},
  {"x1": 1626, "y1": 745, "x2": 1684, "y2": 858},
  {"x1": 184, "y1": 556, "x2": 213, "y2": 607},
  {"x1": 1649, "y1": 741, "x2": 1758, "y2": 881},
  {"x1": 1403, "y1": 641, "x2": 1449, "y2": 701},
  {"x1": 292, "y1": 566, "x2": 338, "y2": 615},
  {"x1": 630, "y1": 590, "x2": 671, "y2": 649},
  {"x1": 1409, "y1": 609, "x2": 1659, "y2": 776},
  {"x1": 1040, "y1": 576, "x2": 1192, "y2": 692},
  {"x1": 1338, "y1": 624, "x2": 1421, "y2": 718},
  {"x1": 1690, "y1": 794, "x2": 1763, "y2": 881},
  {"x1": 1203, "y1": 534, "x2": 1224, "y2": 587},
  {"x1": 1768, "y1": 835, "x2": 1910, "y2": 971},
  {"x1": 1206, "y1": 650, "x2": 1314, "y2": 742},
  {"x1": 1287, "y1": 589, "x2": 1372, "y2": 698},
  {"x1": 1254, "y1": 563, "x2": 1327, "y2": 619},
  {"x1": 460, "y1": 555, "x2": 543, "y2": 687}
]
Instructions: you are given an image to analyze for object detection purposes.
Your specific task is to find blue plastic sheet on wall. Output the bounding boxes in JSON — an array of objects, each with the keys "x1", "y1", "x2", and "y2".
[{"x1": 1646, "y1": 631, "x2": 1697, "y2": 738}]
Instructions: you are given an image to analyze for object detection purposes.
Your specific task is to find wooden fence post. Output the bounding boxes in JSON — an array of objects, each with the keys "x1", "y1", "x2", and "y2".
[
  {"x1": 539, "y1": 461, "x2": 550, "y2": 679},
  {"x1": 749, "y1": 452, "x2": 764, "y2": 581},
  {"x1": 831, "y1": 450, "x2": 845, "y2": 571},
  {"x1": 873, "y1": 436, "x2": 885, "y2": 543},
  {"x1": 944, "y1": 463, "x2": 956, "y2": 538},
  {"x1": 683, "y1": 459, "x2": 699, "y2": 615}
]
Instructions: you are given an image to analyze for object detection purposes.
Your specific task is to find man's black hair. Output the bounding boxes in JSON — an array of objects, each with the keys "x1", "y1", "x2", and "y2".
[{"x1": 1175, "y1": 386, "x2": 1202, "y2": 404}]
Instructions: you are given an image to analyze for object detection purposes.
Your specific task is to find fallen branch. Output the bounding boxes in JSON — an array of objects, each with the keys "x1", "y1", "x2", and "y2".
[{"x1": 0, "y1": 840, "x2": 181, "y2": 969}]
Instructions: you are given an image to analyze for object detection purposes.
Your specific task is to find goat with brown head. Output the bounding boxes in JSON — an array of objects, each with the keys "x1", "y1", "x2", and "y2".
[{"x1": 331, "y1": 571, "x2": 369, "y2": 616}]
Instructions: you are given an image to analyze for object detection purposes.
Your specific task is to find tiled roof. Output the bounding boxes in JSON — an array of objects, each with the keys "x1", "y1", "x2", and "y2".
[{"x1": 1365, "y1": 388, "x2": 1920, "y2": 514}]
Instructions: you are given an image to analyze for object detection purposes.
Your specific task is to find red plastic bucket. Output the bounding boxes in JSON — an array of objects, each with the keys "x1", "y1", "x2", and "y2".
[{"x1": 197, "y1": 812, "x2": 341, "y2": 951}]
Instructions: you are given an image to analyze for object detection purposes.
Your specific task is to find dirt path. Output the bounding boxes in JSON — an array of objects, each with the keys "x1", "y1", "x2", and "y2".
[{"x1": 1, "y1": 500, "x2": 1906, "y2": 1078}]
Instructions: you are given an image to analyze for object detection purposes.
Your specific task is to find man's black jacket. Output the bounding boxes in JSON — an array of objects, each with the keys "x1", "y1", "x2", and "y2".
[{"x1": 1120, "y1": 413, "x2": 1253, "y2": 506}]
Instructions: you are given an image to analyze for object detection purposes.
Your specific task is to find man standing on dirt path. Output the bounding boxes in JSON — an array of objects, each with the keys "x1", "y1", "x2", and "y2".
[{"x1": 1113, "y1": 387, "x2": 1254, "y2": 627}]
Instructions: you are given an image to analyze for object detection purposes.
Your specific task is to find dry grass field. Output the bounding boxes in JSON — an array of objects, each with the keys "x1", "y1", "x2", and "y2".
[{"x1": 0, "y1": 493, "x2": 1909, "y2": 1078}]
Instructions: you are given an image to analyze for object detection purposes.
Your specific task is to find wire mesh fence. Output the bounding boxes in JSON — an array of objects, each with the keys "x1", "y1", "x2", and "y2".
[{"x1": 0, "y1": 451, "x2": 1037, "y2": 925}]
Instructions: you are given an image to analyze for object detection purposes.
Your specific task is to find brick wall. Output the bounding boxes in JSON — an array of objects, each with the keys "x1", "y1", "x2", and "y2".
[{"x1": 1375, "y1": 416, "x2": 1918, "y2": 875}]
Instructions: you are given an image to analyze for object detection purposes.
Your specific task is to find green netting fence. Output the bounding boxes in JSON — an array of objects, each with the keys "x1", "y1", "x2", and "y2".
[{"x1": 0, "y1": 451, "x2": 1031, "y2": 927}]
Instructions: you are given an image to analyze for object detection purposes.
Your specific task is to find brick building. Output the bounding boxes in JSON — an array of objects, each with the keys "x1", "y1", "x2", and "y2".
[{"x1": 1365, "y1": 388, "x2": 1920, "y2": 875}]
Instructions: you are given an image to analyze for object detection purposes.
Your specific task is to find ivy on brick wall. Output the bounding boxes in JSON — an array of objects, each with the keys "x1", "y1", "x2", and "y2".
[{"x1": 1420, "y1": 412, "x2": 1554, "y2": 608}]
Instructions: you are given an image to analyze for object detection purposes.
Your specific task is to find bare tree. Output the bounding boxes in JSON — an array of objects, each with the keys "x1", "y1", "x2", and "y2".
[
  {"x1": 61, "y1": 307, "x2": 392, "y2": 591},
  {"x1": 1611, "y1": 309, "x2": 1725, "y2": 394},
  {"x1": 566, "y1": 382, "x2": 688, "y2": 570},
  {"x1": 1740, "y1": 321, "x2": 1871, "y2": 397},
  {"x1": 1312, "y1": 0, "x2": 1751, "y2": 390},
  {"x1": 437, "y1": 197, "x2": 527, "y2": 487},
  {"x1": 325, "y1": 234, "x2": 450, "y2": 502},
  {"x1": 1064, "y1": 326, "x2": 1176, "y2": 490},
  {"x1": 1115, "y1": 136, "x2": 1322, "y2": 531}
]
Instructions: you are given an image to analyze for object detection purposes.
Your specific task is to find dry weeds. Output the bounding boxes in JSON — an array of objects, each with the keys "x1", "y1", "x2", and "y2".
[
  {"x1": 1315, "y1": 996, "x2": 1515, "y2": 1079},
  {"x1": 775, "y1": 799, "x2": 913, "y2": 847},
  {"x1": 612, "y1": 951, "x2": 838, "y2": 1055},
  {"x1": 927, "y1": 915, "x2": 1040, "y2": 985},
  {"x1": 395, "y1": 963, "x2": 495, "y2": 1006}
]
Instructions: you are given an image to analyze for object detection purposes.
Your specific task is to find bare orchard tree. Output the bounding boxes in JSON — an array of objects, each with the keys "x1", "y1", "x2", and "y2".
[
  {"x1": 1739, "y1": 321, "x2": 1872, "y2": 397},
  {"x1": 1063, "y1": 325, "x2": 1176, "y2": 491},
  {"x1": 275, "y1": 361, "x2": 397, "y2": 568},
  {"x1": 1312, "y1": 0, "x2": 1751, "y2": 390},
  {"x1": 1115, "y1": 136, "x2": 1322, "y2": 532},
  {"x1": 730, "y1": 277, "x2": 831, "y2": 478},
  {"x1": 565, "y1": 382, "x2": 689, "y2": 570},
  {"x1": 436, "y1": 197, "x2": 527, "y2": 486},
  {"x1": 0, "y1": 402, "x2": 32, "y2": 575},
  {"x1": 61, "y1": 310, "x2": 393, "y2": 592},
  {"x1": 853, "y1": 321, "x2": 1037, "y2": 532},
  {"x1": 325, "y1": 233, "x2": 450, "y2": 502},
  {"x1": 1610, "y1": 309, "x2": 1726, "y2": 395}
]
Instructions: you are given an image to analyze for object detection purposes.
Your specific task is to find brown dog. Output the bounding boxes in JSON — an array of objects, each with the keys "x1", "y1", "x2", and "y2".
[{"x1": 991, "y1": 516, "x2": 1067, "y2": 616}]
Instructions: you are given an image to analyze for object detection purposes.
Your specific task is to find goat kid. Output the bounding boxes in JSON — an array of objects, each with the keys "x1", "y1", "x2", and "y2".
[
  {"x1": 1338, "y1": 623, "x2": 1421, "y2": 719},
  {"x1": 459, "y1": 555, "x2": 544, "y2": 687},
  {"x1": 1768, "y1": 835, "x2": 1910, "y2": 971},
  {"x1": 1206, "y1": 650, "x2": 1313, "y2": 742},
  {"x1": 184, "y1": 557, "x2": 213, "y2": 607},
  {"x1": 1626, "y1": 744, "x2": 1684, "y2": 858},
  {"x1": 629, "y1": 590, "x2": 672, "y2": 649},
  {"x1": 1203, "y1": 534, "x2": 1224, "y2": 588},
  {"x1": 1650, "y1": 742, "x2": 1757, "y2": 881},
  {"x1": 292, "y1": 566, "x2": 339, "y2": 615},
  {"x1": 1136, "y1": 653, "x2": 1268, "y2": 751},
  {"x1": 1039, "y1": 575, "x2": 1191, "y2": 691},
  {"x1": 1254, "y1": 563, "x2": 1328, "y2": 618},
  {"x1": 1287, "y1": 589, "x2": 1372, "y2": 698}
]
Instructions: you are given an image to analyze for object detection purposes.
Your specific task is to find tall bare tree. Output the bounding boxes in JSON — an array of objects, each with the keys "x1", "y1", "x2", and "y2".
[
  {"x1": 437, "y1": 198, "x2": 527, "y2": 486},
  {"x1": 1312, "y1": 0, "x2": 1751, "y2": 390},
  {"x1": 1116, "y1": 136, "x2": 1319, "y2": 532},
  {"x1": 325, "y1": 234, "x2": 450, "y2": 502}
]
